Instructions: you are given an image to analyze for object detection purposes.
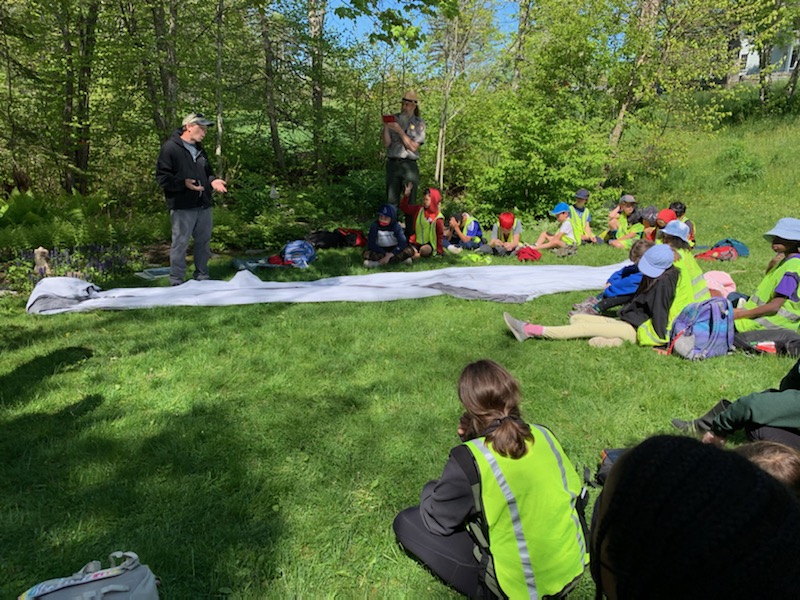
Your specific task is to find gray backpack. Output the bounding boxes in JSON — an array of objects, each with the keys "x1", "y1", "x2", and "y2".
[{"x1": 18, "y1": 551, "x2": 159, "y2": 599}]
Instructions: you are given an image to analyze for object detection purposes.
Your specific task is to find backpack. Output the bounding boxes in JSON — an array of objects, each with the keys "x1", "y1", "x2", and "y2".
[
  {"x1": 280, "y1": 240, "x2": 317, "y2": 268},
  {"x1": 306, "y1": 230, "x2": 346, "y2": 249},
  {"x1": 667, "y1": 297, "x2": 734, "y2": 360},
  {"x1": 695, "y1": 245, "x2": 738, "y2": 261},
  {"x1": 336, "y1": 228, "x2": 367, "y2": 247},
  {"x1": 18, "y1": 551, "x2": 158, "y2": 599},
  {"x1": 712, "y1": 238, "x2": 749, "y2": 257}
]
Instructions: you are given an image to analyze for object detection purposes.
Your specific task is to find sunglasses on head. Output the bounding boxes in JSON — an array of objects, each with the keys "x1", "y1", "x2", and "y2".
[{"x1": 402, "y1": 98, "x2": 417, "y2": 104}]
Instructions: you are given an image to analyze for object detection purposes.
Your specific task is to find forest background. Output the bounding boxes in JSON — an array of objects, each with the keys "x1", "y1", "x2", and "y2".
[{"x1": 2, "y1": 0, "x2": 800, "y2": 283}]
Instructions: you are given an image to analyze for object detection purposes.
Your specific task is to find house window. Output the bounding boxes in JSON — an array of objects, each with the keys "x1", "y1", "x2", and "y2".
[{"x1": 739, "y1": 54, "x2": 748, "y2": 72}]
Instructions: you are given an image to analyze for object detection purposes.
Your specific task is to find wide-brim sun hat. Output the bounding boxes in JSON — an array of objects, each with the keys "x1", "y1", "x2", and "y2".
[
  {"x1": 638, "y1": 244, "x2": 675, "y2": 278},
  {"x1": 764, "y1": 218, "x2": 800, "y2": 243},
  {"x1": 661, "y1": 219, "x2": 691, "y2": 243}
]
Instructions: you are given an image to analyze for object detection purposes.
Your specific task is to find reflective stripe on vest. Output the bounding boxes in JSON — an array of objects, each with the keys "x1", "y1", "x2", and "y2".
[
  {"x1": 737, "y1": 256, "x2": 800, "y2": 331},
  {"x1": 415, "y1": 210, "x2": 443, "y2": 245},
  {"x1": 675, "y1": 249, "x2": 711, "y2": 302},
  {"x1": 467, "y1": 426, "x2": 587, "y2": 599},
  {"x1": 569, "y1": 206, "x2": 589, "y2": 243}
]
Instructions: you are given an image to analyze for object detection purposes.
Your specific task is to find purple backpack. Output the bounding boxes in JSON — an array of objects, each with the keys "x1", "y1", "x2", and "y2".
[{"x1": 668, "y1": 298, "x2": 734, "y2": 360}]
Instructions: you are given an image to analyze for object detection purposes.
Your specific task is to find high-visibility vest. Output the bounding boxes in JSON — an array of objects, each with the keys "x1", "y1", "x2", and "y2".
[
  {"x1": 462, "y1": 215, "x2": 483, "y2": 243},
  {"x1": 637, "y1": 267, "x2": 696, "y2": 346},
  {"x1": 617, "y1": 214, "x2": 644, "y2": 249},
  {"x1": 680, "y1": 216, "x2": 696, "y2": 247},
  {"x1": 496, "y1": 218, "x2": 520, "y2": 243},
  {"x1": 465, "y1": 426, "x2": 588, "y2": 599},
  {"x1": 569, "y1": 206, "x2": 589, "y2": 244},
  {"x1": 414, "y1": 210, "x2": 443, "y2": 246},
  {"x1": 735, "y1": 255, "x2": 800, "y2": 332},
  {"x1": 674, "y1": 248, "x2": 711, "y2": 303}
]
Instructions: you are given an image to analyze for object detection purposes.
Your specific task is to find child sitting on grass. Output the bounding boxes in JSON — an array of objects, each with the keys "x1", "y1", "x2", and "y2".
[
  {"x1": 362, "y1": 203, "x2": 415, "y2": 268},
  {"x1": 443, "y1": 212, "x2": 483, "y2": 254},
  {"x1": 670, "y1": 201, "x2": 695, "y2": 246},
  {"x1": 477, "y1": 212, "x2": 523, "y2": 256},
  {"x1": 571, "y1": 239, "x2": 654, "y2": 316},
  {"x1": 530, "y1": 202, "x2": 576, "y2": 253},
  {"x1": 400, "y1": 182, "x2": 445, "y2": 259}
]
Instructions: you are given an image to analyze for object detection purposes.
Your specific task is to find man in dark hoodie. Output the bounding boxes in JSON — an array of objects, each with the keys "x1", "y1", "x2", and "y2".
[
  {"x1": 363, "y1": 204, "x2": 414, "y2": 268},
  {"x1": 156, "y1": 112, "x2": 228, "y2": 286}
]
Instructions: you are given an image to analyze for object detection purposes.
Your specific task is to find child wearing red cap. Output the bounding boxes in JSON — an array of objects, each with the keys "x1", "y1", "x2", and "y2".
[
  {"x1": 400, "y1": 182, "x2": 444, "y2": 258},
  {"x1": 477, "y1": 212, "x2": 523, "y2": 256}
]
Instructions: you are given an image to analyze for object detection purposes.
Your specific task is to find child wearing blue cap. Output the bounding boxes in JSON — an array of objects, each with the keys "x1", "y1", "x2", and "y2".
[{"x1": 530, "y1": 202, "x2": 576, "y2": 252}]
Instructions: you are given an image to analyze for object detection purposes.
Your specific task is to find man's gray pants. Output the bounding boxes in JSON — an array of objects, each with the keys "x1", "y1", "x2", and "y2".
[{"x1": 170, "y1": 207, "x2": 212, "y2": 286}]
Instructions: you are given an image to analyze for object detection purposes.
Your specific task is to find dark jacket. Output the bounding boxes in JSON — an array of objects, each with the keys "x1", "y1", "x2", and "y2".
[
  {"x1": 618, "y1": 266, "x2": 679, "y2": 340},
  {"x1": 367, "y1": 205, "x2": 408, "y2": 256},
  {"x1": 712, "y1": 358, "x2": 800, "y2": 436},
  {"x1": 156, "y1": 129, "x2": 216, "y2": 210}
]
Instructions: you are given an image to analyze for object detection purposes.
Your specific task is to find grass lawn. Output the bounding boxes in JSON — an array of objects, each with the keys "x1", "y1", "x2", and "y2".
[{"x1": 2, "y1": 117, "x2": 799, "y2": 598}]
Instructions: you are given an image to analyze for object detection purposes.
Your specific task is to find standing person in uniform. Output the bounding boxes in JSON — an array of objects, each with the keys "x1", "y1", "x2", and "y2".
[
  {"x1": 393, "y1": 360, "x2": 588, "y2": 598},
  {"x1": 156, "y1": 112, "x2": 227, "y2": 286},
  {"x1": 383, "y1": 90, "x2": 426, "y2": 230}
]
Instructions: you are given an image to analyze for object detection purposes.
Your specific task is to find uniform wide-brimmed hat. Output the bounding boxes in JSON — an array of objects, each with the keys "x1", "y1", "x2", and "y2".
[
  {"x1": 402, "y1": 90, "x2": 419, "y2": 104},
  {"x1": 638, "y1": 244, "x2": 675, "y2": 278},
  {"x1": 661, "y1": 220, "x2": 691, "y2": 243},
  {"x1": 764, "y1": 218, "x2": 800, "y2": 243}
]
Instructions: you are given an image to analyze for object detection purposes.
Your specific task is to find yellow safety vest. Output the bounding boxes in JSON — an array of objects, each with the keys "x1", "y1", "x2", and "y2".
[
  {"x1": 496, "y1": 218, "x2": 520, "y2": 243},
  {"x1": 414, "y1": 210, "x2": 443, "y2": 246},
  {"x1": 674, "y1": 248, "x2": 711, "y2": 303},
  {"x1": 462, "y1": 215, "x2": 482, "y2": 243},
  {"x1": 569, "y1": 206, "x2": 589, "y2": 244},
  {"x1": 617, "y1": 214, "x2": 644, "y2": 250},
  {"x1": 466, "y1": 426, "x2": 588, "y2": 599},
  {"x1": 735, "y1": 255, "x2": 800, "y2": 332}
]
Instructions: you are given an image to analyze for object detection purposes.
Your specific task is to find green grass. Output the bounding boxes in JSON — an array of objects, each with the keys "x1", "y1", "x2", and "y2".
[{"x1": 2, "y1": 117, "x2": 799, "y2": 598}]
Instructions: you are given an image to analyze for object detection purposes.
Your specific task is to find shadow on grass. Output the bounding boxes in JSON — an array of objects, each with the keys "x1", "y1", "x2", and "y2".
[
  {"x1": 0, "y1": 395, "x2": 287, "y2": 597},
  {"x1": 0, "y1": 346, "x2": 94, "y2": 406}
]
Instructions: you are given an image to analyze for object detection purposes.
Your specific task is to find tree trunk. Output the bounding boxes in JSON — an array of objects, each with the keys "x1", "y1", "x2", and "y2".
[
  {"x1": 608, "y1": 0, "x2": 660, "y2": 151},
  {"x1": 214, "y1": 0, "x2": 224, "y2": 172},
  {"x1": 308, "y1": 0, "x2": 327, "y2": 183},
  {"x1": 786, "y1": 48, "x2": 800, "y2": 100},
  {"x1": 759, "y1": 45, "x2": 772, "y2": 106},
  {"x1": 259, "y1": 6, "x2": 285, "y2": 171},
  {"x1": 59, "y1": 6, "x2": 75, "y2": 193},
  {"x1": 73, "y1": 1, "x2": 100, "y2": 195},
  {"x1": 512, "y1": 0, "x2": 532, "y2": 91},
  {"x1": 149, "y1": 0, "x2": 179, "y2": 139}
]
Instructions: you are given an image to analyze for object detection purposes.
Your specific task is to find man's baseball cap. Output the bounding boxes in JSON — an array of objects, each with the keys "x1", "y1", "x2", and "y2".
[{"x1": 182, "y1": 112, "x2": 214, "y2": 127}]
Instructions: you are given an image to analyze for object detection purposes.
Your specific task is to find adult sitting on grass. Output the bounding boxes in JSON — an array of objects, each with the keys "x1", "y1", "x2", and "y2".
[
  {"x1": 591, "y1": 435, "x2": 800, "y2": 599},
  {"x1": 399, "y1": 182, "x2": 445, "y2": 259},
  {"x1": 504, "y1": 244, "x2": 694, "y2": 348},
  {"x1": 672, "y1": 355, "x2": 800, "y2": 450},
  {"x1": 393, "y1": 359, "x2": 588, "y2": 599},
  {"x1": 733, "y1": 218, "x2": 800, "y2": 346}
]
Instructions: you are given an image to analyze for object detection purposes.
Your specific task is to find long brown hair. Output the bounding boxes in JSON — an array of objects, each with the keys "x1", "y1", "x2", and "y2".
[{"x1": 458, "y1": 360, "x2": 533, "y2": 459}]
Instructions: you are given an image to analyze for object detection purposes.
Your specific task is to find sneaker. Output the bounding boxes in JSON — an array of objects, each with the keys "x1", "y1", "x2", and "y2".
[
  {"x1": 504, "y1": 312, "x2": 532, "y2": 342},
  {"x1": 446, "y1": 245, "x2": 463, "y2": 254},
  {"x1": 569, "y1": 304, "x2": 600, "y2": 317},
  {"x1": 572, "y1": 296, "x2": 597, "y2": 310},
  {"x1": 402, "y1": 257, "x2": 413, "y2": 266},
  {"x1": 588, "y1": 337, "x2": 623, "y2": 348},
  {"x1": 363, "y1": 260, "x2": 379, "y2": 268},
  {"x1": 553, "y1": 245, "x2": 578, "y2": 257}
]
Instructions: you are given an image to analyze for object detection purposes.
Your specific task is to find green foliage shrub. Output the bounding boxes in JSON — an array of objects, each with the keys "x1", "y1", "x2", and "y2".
[{"x1": 717, "y1": 141, "x2": 764, "y2": 185}]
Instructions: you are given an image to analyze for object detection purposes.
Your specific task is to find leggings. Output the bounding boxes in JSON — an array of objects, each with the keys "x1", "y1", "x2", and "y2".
[
  {"x1": 393, "y1": 507, "x2": 483, "y2": 596},
  {"x1": 541, "y1": 314, "x2": 637, "y2": 342}
]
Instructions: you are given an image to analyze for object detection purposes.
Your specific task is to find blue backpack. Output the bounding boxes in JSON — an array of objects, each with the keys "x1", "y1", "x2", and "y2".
[
  {"x1": 281, "y1": 240, "x2": 317, "y2": 268},
  {"x1": 668, "y1": 297, "x2": 734, "y2": 360}
]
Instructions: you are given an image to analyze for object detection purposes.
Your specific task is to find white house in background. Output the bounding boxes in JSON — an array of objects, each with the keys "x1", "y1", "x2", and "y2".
[{"x1": 739, "y1": 39, "x2": 800, "y2": 78}]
